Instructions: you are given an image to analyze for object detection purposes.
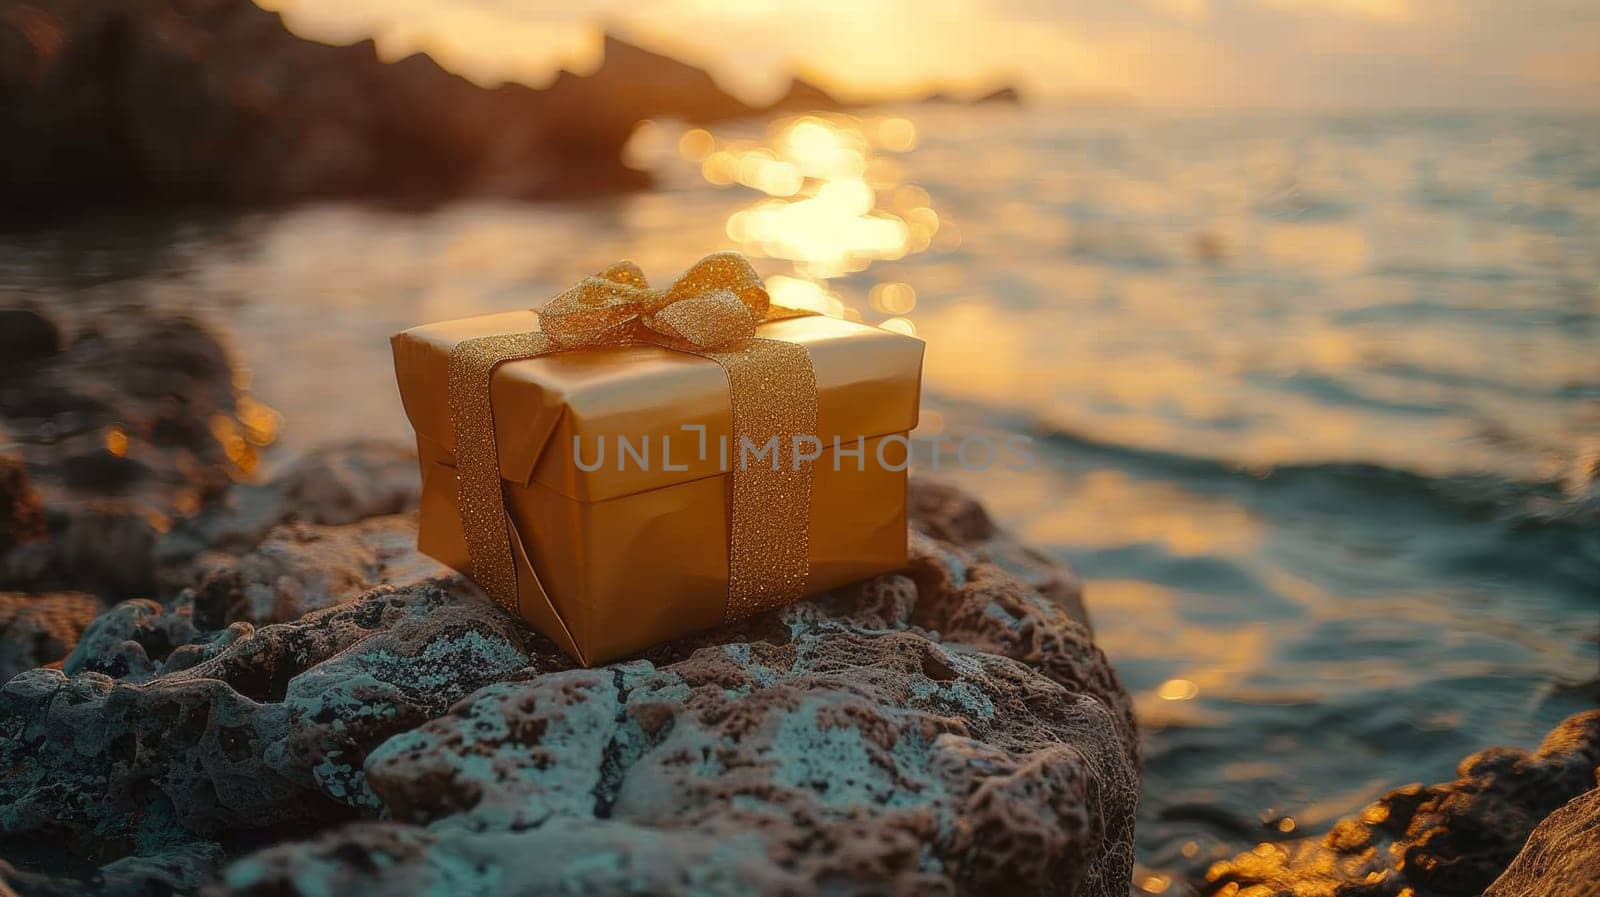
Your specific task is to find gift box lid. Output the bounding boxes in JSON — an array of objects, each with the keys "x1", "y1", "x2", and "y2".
[{"x1": 392, "y1": 311, "x2": 924, "y2": 503}]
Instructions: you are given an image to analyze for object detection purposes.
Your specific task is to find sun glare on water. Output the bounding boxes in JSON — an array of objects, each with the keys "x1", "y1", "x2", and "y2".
[{"x1": 661, "y1": 114, "x2": 950, "y2": 330}]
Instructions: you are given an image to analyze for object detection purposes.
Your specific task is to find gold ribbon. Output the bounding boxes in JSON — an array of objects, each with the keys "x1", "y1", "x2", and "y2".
[{"x1": 446, "y1": 252, "x2": 819, "y2": 629}]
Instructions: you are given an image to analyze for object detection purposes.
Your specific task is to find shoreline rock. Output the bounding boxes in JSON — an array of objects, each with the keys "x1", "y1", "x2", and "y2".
[
  {"x1": 1486, "y1": 787, "x2": 1600, "y2": 897},
  {"x1": 0, "y1": 306, "x2": 246, "y2": 598},
  {"x1": 5, "y1": 306, "x2": 1591, "y2": 897},
  {"x1": 0, "y1": 1, "x2": 845, "y2": 219},
  {"x1": 1, "y1": 479, "x2": 1139, "y2": 897},
  {"x1": 1200, "y1": 708, "x2": 1600, "y2": 897},
  {"x1": 0, "y1": 307, "x2": 1138, "y2": 897}
]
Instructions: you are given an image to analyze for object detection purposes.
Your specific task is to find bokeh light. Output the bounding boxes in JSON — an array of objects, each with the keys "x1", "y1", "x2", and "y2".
[{"x1": 688, "y1": 113, "x2": 944, "y2": 336}]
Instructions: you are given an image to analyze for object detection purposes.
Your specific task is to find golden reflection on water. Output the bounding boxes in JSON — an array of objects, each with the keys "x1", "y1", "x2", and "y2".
[
  {"x1": 1157, "y1": 678, "x2": 1200, "y2": 701},
  {"x1": 678, "y1": 114, "x2": 950, "y2": 328}
]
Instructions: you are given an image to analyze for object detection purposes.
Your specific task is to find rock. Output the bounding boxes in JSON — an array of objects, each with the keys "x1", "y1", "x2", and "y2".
[
  {"x1": 154, "y1": 440, "x2": 424, "y2": 594},
  {"x1": 0, "y1": 590, "x2": 98, "y2": 681},
  {"x1": 1, "y1": 838, "x2": 223, "y2": 897},
  {"x1": 1486, "y1": 787, "x2": 1600, "y2": 897},
  {"x1": 0, "y1": 0, "x2": 776, "y2": 216},
  {"x1": 0, "y1": 312, "x2": 426, "y2": 604},
  {"x1": 909, "y1": 477, "x2": 997, "y2": 544},
  {"x1": 0, "y1": 489, "x2": 1137, "y2": 897},
  {"x1": 180, "y1": 515, "x2": 448, "y2": 630},
  {"x1": 910, "y1": 478, "x2": 1089, "y2": 628},
  {"x1": 536, "y1": 35, "x2": 756, "y2": 142},
  {"x1": 916, "y1": 87, "x2": 1024, "y2": 106},
  {"x1": 62, "y1": 598, "x2": 199, "y2": 682},
  {"x1": 215, "y1": 556, "x2": 1135, "y2": 896},
  {"x1": 54, "y1": 504, "x2": 161, "y2": 599},
  {"x1": 268, "y1": 440, "x2": 421, "y2": 527},
  {"x1": 0, "y1": 457, "x2": 47, "y2": 554},
  {"x1": 1202, "y1": 709, "x2": 1600, "y2": 897},
  {"x1": 1, "y1": 583, "x2": 534, "y2": 849},
  {"x1": 975, "y1": 86, "x2": 1023, "y2": 104},
  {"x1": 0, "y1": 308, "x2": 246, "y2": 596},
  {"x1": 0, "y1": 312, "x2": 422, "y2": 639},
  {"x1": 0, "y1": 307, "x2": 61, "y2": 374}
]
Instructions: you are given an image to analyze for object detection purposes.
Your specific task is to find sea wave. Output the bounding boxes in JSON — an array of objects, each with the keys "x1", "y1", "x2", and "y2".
[{"x1": 931, "y1": 392, "x2": 1600, "y2": 538}]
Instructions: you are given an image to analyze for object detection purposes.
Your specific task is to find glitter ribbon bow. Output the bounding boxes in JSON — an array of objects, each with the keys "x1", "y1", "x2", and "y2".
[
  {"x1": 539, "y1": 252, "x2": 780, "y2": 351},
  {"x1": 447, "y1": 252, "x2": 819, "y2": 637}
]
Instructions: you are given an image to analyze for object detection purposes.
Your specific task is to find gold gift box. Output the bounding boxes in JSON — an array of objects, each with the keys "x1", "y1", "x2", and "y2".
[{"x1": 392, "y1": 310, "x2": 924, "y2": 665}]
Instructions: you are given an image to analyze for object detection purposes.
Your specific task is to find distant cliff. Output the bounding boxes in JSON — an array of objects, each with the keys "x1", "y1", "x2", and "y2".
[{"x1": 0, "y1": 0, "x2": 812, "y2": 217}]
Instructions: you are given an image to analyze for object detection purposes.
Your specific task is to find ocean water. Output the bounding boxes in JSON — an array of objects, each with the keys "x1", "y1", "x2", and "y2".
[{"x1": 4, "y1": 107, "x2": 1597, "y2": 887}]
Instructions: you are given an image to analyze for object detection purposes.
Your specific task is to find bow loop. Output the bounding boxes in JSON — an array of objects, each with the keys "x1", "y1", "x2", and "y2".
[
  {"x1": 537, "y1": 276, "x2": 652, "y2": 349},
  {"x1": 666, "y1": 251, "x2": 771, "y2": 321},
  {"x1": 596, "y1": 260, "x2": 650, "y2": 290},
  {"x1": 537, "y1": 252, "x2": 774, "y2": 351},
  {"x1": 644, "y1": 289, "x2": 757, "y2": 349}
]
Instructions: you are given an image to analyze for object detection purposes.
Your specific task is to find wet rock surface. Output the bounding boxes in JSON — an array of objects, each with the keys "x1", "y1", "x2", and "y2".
[{"x1": 1199, "y1": 708, "x2": 1600, "y2": 897}]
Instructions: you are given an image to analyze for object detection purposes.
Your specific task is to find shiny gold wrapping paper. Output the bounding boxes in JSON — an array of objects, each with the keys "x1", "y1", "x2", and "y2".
[{"x1": 393, "y1": 310, "x2": 924, "y2": 665}]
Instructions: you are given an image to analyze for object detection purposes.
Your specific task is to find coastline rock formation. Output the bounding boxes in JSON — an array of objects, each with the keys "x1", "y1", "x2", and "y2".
[
  {"x1": 0, "y1": 308, "x2": 1139, "y2": 897},
  {"x1": 0, "y1": 474, "x2": 1140, "y2": 897},
  {"x1": 975, "y1": 86, "x2": 1022, "y2": 104},
  {"x1": 5, "y1": 306, "x2": 1593, "y2": 896},
  {"x1": 0, "y1": 306, "x2": 248, "y2": 598},
  {"x1": 1485, "y1": 787, "x2": 1600, "y2": 897},
  {"x1": 1201, "y1": 708, "x2": 1600, "y2": 897},
  {"x1": 0, "y1": 0, "x2": 830, "y2": 218}
]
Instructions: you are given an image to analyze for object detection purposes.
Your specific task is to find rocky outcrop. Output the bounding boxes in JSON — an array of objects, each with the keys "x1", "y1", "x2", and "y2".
[
  {"x1": 0, "y1": 309, "x2": 61, "y2": 378},
  {"x1": 768, "y1": 77, "x2": 845, "y2": 113},
  {"x1": 179, "y1": 515, "x2": 448, "y2": 630},
  {"x1": 1201, "y1": 709, "x2": 1600, "y2": 897},
  {"x1": 260, "y1": 439, "x2": 422, "y2": 527},
  {"x1": 975, "y1": 86, "x2": 1022, "y2": 104},
  {"x1": 60, "y1": 597, "x2": 201, "y2": 682},
  {"x1": 152, "y1": 439, "x2": 423, "y2": 588},
  {"x1": 0, "y1": 302, "x2": 435, "y2": 673},
  {"x1": 0, "y1": 457, "x2": 47, "y2": 555},
  {"x1": 0, "y1": 295, "x2": 1139, "y2": 897},
  {"x1": 0, "y1": 475, "x2": 1137, "y2": 897},
  {"x1": 1486, "y1": 787, "x2": 1600, "y2": 897},
  {"x1": 0, "y1": 307, "x2": 247, "y2": 598},
  {"x1": 0, "y1": 0, "x2": 784, "y2": 218}
]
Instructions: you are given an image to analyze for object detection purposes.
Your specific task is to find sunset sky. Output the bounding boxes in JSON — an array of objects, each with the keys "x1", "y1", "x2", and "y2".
[{"x1": 258, "y1": 0, "x2": 1600, "y2": 108}]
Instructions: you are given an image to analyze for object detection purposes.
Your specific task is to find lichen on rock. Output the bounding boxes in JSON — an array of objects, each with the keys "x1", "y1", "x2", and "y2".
[
  {"x1": 0, "y1": 477, "x2": 1139, "y2": 897},
  {"x1": 212, "y1": 563, "x2": 1138, "y2": 897},
  {"x1": 178, "y1": 514, "x2": 447, "y2": 629}
]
